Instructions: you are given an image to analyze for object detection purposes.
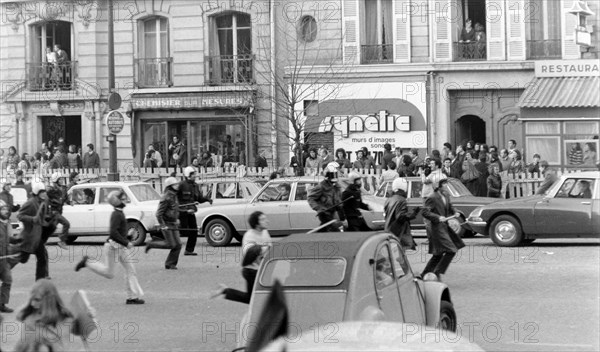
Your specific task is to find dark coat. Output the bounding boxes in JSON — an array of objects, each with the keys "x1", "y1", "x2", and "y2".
[
  {"x1": 384, "y1": 190, "x2": 419, "y2": 249},
  {"x1": 17, "y1": 196, "x2": 44, "y2": 253},
  {"x1": 83, "y1": 152, "x2": 100, "y2": 168},
  {"x1": 109, "y1": 208, "x2": 129, "y2": 247},
  {"x1": 156, "y1": 188, "x2": 179, "y2": 225},
  {"x1": 341, "y1": 184, "x2": 369, "y2": 218},
  {"x1": 487, "y1": 174, "x2": 502, "y2": 198},
  {"x1": 381, "y1": 150, "x2": 394, "y2": 169},
  {"x1": 308, "y1": 179, "x2": 345, "y2": 220},
  {"x1": 177, "y1": 179, "x2": 211, "y2": 212},
  {"x1": 422, "y1": 190, "x2": 464, "y2": 255}
]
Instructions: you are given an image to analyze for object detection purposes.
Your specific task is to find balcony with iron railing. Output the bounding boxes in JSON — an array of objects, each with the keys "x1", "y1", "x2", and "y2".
[
  {"x1": 361, "y1": 44, "x2": 393, "y2": 64},
  {"x1": 205, "y1": 54, "x2": 254, "y2": 85},
  {"x1": 527, "y1": 39, "x2": 562, "y2": 60},
  {"x1": 26, "y1": 61, "x2": 77, "y2": 91},
  {"x1": 453, "y1": 42, "x2": 487, "y2": 61},
  {"x1": 134, "y1": 58, "x2": 173, "y2": 88}
]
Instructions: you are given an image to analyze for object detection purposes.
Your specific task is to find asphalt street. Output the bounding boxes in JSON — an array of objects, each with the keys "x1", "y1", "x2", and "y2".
[{"x1": 1, "y1": 233, "x2": 598, "y2": 352}]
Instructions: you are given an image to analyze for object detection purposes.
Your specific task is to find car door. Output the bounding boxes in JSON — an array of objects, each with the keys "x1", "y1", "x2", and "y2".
[
  {"x1": 289, "y1": 182, "x2": 320, "y2": 231},
  {"x1": 94, "y1": 187, "x2": 129, "y2": 233},
  {"x1": 245, "y1": 182, "x2": 292, "y2": 234},
  {"x1": 62, "y1": 187, "x2": 96, "y2": 233},
  {"x1": 534, "y1": 178, "x2": 594, "y2": 235},
  {"x1": 389, "y1": 240, "x2": 426, "y2": 324},
  {"x1": 406, "y1": 179, "x2": 425, "y2": 226},
  {"x1": 374, "y1": 243, "x2": 404, "y2": 321}
]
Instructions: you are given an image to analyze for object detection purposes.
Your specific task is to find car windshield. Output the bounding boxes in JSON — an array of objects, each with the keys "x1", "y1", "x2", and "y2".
[
  {"x1": 129, "y1": 184, "x2": 161, "y2": 202},
  {"x1": 545, "y1": 177, "x2": 566, "y2": 196},
  {"x1": 445, "y1": 179, "x2": 473, "y2": 197},
  {"x1": 255, "y1": 183, "x2": 289, "y2": 202},
  {"x1": 260, "y1": 258, "x2": 346, "y2": 287}
]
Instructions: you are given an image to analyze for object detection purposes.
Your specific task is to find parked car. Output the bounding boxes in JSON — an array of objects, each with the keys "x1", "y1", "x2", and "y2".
[
  {"x1": 195, "y1": 178, "x2": 262, "y2": 207},
  {"x1": 467, "y1": 171, "x2": 600, "y2": 246},
  {"x1": 237, "y1": 231, "x2": 457, "y2": 349},
  {"x1": 198, "y1": 176, "x2": 385, "y2": 246},
  {"x1": 374, "y1": 177, "x2": 499, "y2": 237},
  {"x1": 57, "y1": 182, "x2": 161, "y2": 245}
]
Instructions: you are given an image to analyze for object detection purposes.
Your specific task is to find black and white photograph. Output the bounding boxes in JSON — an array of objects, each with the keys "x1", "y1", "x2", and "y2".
[{"x1": 0, "y1": 0, "x2": 599, "y2": 351}]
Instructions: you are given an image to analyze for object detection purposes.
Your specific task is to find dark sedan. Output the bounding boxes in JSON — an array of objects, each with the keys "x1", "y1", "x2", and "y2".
[{"x1": 467, "y1": 171, "x2": 600, "y2": 246}]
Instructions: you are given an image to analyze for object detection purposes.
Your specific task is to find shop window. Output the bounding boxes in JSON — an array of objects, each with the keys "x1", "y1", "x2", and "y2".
[
  {"x1": 564, "y1": 122, "x2": 599, "y2": 136},
  {"x1": 297, "y1": 15, "x2": 317, "y2": 42},
  {"x1": 526, "y1": 136, "x2": 560, "y2": 165},
  {"x1": 136, "y1": 16, "x2": 172, "y2": 87},
  {"x1": 190, "y1": 122, "x2": 247, "y2": 166},
  {"x1": 28, "y1": 21, "x2": 74, "y2": 90},
  {"x1": 360, "y1": 0, "x2": 393, "y2": 64},
  {"x1": 525, "y1": 122, "x2": 560, "y2": 135},
  {"x1": 526, "y1": 0, "x2": 562, "y2": 60},
  {"x1": 207, "y1": 12, "x2": 253, "y2": 85}
]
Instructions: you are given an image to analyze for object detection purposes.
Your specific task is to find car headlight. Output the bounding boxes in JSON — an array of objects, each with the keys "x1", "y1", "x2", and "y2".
[{"x1": 468, "y1": 207, "x2": 484, "y2": 220}]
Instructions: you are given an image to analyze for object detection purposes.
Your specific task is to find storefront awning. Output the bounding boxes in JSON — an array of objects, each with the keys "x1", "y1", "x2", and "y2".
[
  {"x1": 518, "y1": 76, "x2": 600, "y2": 108},
  {"x1": 130, "y1": 91, "x2": 255, "y2": 110}
]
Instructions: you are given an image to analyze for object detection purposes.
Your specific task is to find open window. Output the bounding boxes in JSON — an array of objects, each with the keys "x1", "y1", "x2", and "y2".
[
  {"x1": 28, "y1": 21, "x2": 74, "y2": 90},
  {"x1": 359, "y1": 0, "x2": 393, "y2": 64},
  {"x1": 136, "y1": 16, "x2": 172, "y2": 87}
]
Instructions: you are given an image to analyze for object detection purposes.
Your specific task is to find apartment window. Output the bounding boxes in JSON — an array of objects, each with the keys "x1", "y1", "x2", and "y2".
[
  {"x1": 207, "y1": 12, "x2": 253, "y2": 84},
  {"x1": 136, "y1": 16, "x2": 172, "y2": 87},
  {"x1": 28, "y1": 21, "x2": 74, "y2": 90},
  {"x1": 360, "y1": 0, "x2": 393, "y2": 64},
  {"x1": 526, "y1": 0, "x2": 562, "y2": 59}
]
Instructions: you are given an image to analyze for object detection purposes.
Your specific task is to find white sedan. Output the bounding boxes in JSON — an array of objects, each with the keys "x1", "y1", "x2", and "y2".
[{"x1": 60, "y1": 182, "x2": 161, "y2": 245}]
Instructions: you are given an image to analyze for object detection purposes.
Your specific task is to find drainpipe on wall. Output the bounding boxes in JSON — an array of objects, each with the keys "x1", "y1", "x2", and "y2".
[{"x1": 269, "y1": 0, "x2": 278, "y2": 167}]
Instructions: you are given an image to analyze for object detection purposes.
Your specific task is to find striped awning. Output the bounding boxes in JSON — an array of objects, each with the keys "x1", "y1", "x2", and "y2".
[{"x1": 518, "y1": 76, "x2": 600, "y2": 108}]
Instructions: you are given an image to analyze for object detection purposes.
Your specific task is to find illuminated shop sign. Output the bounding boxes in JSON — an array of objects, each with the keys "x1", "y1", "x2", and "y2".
[{"x1": 318, "y1": 110, "x2": 411, "y2": 138}]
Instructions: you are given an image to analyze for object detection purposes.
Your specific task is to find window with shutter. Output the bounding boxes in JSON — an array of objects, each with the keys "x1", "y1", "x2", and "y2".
[
  {"x1": 486, "y1": 0, "x2": 506, "y2": 61},
  {"x1": 342, "y1": 0, "x2": 360, "y2": 64},
  {"x1": 433, "y1": 0, "x2": 453, "y2": 62},
  {"x1": 526, "y1": 0, "x2": 562, "y2": 60},
  {"x1": 393, "y1": 0, "x2": 411, "y2": 63},
  {"x1": 506, "y1": 0, "x2": 526, "y2": 60}
]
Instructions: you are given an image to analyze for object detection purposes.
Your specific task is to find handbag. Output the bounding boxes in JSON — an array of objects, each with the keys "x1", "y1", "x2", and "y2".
[{"x1": 461, "y1": 162, "x2": 480, "y2": 182}]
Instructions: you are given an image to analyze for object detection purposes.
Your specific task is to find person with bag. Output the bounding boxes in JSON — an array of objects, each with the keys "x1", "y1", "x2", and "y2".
[
  {"x1": 168, "y1": 135, "x2": 186, "y2": 167},
  {"x1": 461, "y1": 152, "x2": 480, "y2": 195},
  {"x1": 342, "y1": 172, "x2": 372, "y2": 232},
  {"x1": 421, "y1": 179, "x2": 465, "y2": 282},
  {"x1": 74, "y1": 190, "x2": 145, "y2": 305},
  {"x1": 210, "y1": 211, "x2": 272, "y2": 304},
  {"x1": 145, "y1": 177, "x2": 182, "y2": 269},
  {"x1": 384, "y1": 178, "x2": 420, "y2": 250}
]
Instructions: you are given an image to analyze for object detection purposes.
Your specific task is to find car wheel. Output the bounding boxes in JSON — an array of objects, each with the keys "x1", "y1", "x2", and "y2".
[
  {"x1": 439, "y1": 300, "x2": 457, "y2": 332},
  {"x1": 127, "y1": 221, "x2": 147, "y2": 246},
  {"x1": 205, "y1": 218, "x2": 234, "y2": 247},
  {"x1": 65, "y1": 236, "x2": 78, "y2": 245},
  {"x1": 489, "y1": 215, "x2": 523, "y2": 247}
]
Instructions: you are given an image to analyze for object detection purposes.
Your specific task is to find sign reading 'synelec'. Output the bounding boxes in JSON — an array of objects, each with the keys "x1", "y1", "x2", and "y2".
[
  {"x1": 105, "y1": 110, "x2": 125, "y2": 135},
  {"x1": 535, "y1": 60, "x2": 600, "y2": 77}
]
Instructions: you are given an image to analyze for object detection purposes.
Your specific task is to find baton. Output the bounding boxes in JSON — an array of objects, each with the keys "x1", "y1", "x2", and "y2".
[
  {"x1": 179, "y1": 202, "x2": 201, "y2": 207},
  {"x1": 316, "y1": 197, "x2": 354, "y2": 217},
  {"x1": 0, "y1": 253, "x2": 20, "y2": 260},
  {"x1": 305, "y1": 220, "x2": 338, "y2": 234}
]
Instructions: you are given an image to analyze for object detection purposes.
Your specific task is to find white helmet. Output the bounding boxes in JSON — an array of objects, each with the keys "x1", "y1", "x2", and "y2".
[
  {"x1": 164, "y1": 177, "x2": 179, "y2": 190},
  {"x1": 325, "y1": 162, "x2": 339, "y2": 173},
  {"x1": 50, "y1": 172, "x2": 60, "y2": 183},
  {"x1": 32, "y1": 182, "x2": 46, "y2": 195},
  {"x1": 347, "y1": 172, "x2": 361, "y2": 183},
  {"x1": 392, "y1": 178, "x2": 408, "y2": 192},
  {"x1": 106, "y1": 190, "x2": 123, "y2": 207},
  {"x1": 183, "y1": 166, "x2": 196, "y2": 178}
]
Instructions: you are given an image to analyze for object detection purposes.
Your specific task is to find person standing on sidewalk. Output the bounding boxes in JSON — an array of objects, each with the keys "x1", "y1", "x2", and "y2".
[
  {"x1": 421, "y1": 179, "x2": 464, "y2": 282},
  {"x1": 342, "y1": 172, "x2": 372, "y2": 232},
  {"x1": 145, "y1": 177, "x2": 182, "y2": 269},
  {"x1": 178, "y1": 166, "x2": 212, "y2": 256},
  {"x1": 74, "y1": 190, "x2": 145, "y2": 304}
]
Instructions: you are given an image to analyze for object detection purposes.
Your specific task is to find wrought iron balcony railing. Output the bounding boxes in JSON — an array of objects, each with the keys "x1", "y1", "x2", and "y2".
[
  {"x1": 361, "y1": 44, "x2": 393, "y2": 64},
  {"x1": 205, "y1": 54, "x2": 254, "y2": 85},
  {"x1": 527, "y1": 39, "x2": 562, "y2": 60},
  {"x1": 453, "y1": 41, "x2": 487, "y2": 61},
  {"x1": 135, "y1": 57, "x2": 173, "y2": 88},
  {"x1": 26, "y1": 61, "x2": 77, "y2": 91}
]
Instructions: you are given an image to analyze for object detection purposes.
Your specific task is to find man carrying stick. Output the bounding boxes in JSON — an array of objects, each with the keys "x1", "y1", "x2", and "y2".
[
  {"x1": 145, "y1": 177, "x2": 182, "y2": 270},
  {"x1": 308, "y1": 162, "x2": 347, "y2": 232}
]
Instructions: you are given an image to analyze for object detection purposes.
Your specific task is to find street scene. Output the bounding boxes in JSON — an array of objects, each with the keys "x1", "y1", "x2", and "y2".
[{"x1": 1, "y1": 0, "x2": 600, "y2": 351}]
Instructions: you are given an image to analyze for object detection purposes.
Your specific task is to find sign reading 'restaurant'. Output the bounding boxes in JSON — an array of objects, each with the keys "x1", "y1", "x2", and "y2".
[{"x1": 535, "y1": 60, "x2": 600, "y2": 78}]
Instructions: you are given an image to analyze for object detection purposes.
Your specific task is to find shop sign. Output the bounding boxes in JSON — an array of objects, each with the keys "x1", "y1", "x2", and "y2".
[
  {"x1": 535, "y1": 60, "x2": 600, "y2": 77},
  {"x1": 105, "y1": 110, "x2": 125, "y2": 134},
  {"x1": 318, "y1": 110, "x2": 410, "y2": 138},
  {"x1": 131, "y1": 93, "x2": 252, "y2": 110}
]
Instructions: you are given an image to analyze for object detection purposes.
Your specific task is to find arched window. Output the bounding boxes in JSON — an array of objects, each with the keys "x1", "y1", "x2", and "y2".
[
  {"x1": 208, "y1": 12, "x2": 252, "y2": 84},
  {"x1": 137, "y1": 16, "x2": 172, "y2": 87}
]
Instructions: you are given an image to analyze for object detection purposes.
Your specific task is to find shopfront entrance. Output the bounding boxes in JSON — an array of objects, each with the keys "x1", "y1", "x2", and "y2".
[{"x1": 41, "y1": 115, "x2": 82, "y2": 148}]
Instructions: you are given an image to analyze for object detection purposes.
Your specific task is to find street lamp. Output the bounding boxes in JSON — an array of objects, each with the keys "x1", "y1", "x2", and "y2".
[{"x1": 568, "y1": 0, "x2": 595, "y2": 50}]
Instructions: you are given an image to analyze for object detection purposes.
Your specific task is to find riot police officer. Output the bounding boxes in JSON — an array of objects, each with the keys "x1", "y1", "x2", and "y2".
[{"x1": 177, "y1": 166, "x2": 212, "y2": 255}]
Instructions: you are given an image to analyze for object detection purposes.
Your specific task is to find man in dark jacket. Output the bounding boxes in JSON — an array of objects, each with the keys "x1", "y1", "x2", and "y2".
[
  {"x1": 342, "y1": 172, "x2": 371, "y2": 231},
  {"x1": 421, "y1": 179, "x2": 464, "y2": 281},
  {"x1": 82, "y1": 143, "x2": 101, "y2": 168},
  {"x1": 15, "y1": 182, "x2": 47, "y2": 280},
  {"x1": 0, "y1": 200, "x2": 14, "y2": 312},
  {"x1": 381, "y1": 143, "x2": 394, "y2": 170},
  {"x1": 308, "y1": 163, "x2": 346, "y2": 232},
  {"x1": 146, "y1": 177, "x2": 182, "y2": 269},
  {"x1": 178, "y1": 167, "x2": 212, "y2": 255},
  {"x1": 0, "y1": 182, "x2": 20, "y2": 218},
  {"x1": 384, "y1": 178, "x2": 420, "y2": 250},
  {"x1": 535, "y1": 160, "x2": 558, "y2": 195}
]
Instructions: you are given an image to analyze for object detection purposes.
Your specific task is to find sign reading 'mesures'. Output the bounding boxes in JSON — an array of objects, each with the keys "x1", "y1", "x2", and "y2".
[
  {"x1": 131, "y1": 93, "x2": 253, "y2": 110},
  {"x1": 319, "y1": 110, "x2": 410, "y2": 138},
  {"x1": 535, "y1": 60, "x2": 600, "y2": 77}
]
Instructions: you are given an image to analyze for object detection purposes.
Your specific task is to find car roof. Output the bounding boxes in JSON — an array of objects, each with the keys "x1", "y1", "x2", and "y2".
[
  {"x1": 71, "y1": 182, "x2": 150, "y2": 188},
  {"x1": 560, "y1": 171, "x2": 600, "y2": 179}
]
